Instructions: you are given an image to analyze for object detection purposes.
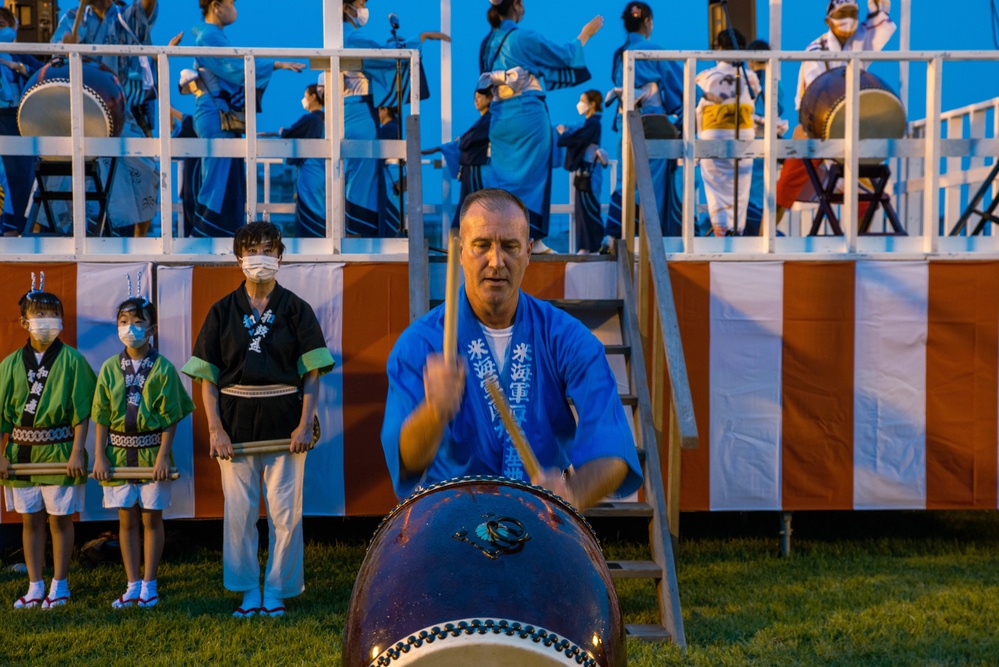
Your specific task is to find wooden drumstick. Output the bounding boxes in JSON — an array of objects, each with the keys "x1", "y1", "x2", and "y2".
[
  {"x1": 485, "y1": 377, "x2": 542, "y2": 481},
  {"x1": 68, "y1": 0, "x2": 88, "y2": 43},
  {"x1": 442, "y1": 229, "x2": 461, "y2": 365},
  {"x1": 219, "y1": 417, "x2": 322, "y2": 457}
]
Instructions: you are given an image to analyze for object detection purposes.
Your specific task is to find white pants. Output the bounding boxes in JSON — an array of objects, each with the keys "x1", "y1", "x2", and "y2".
[
  {"x1": 102, "y1": 481, "x2": 172, "y2": 511},
  {"x1": 700, "y1": 128, "x2": 754, "y2": 233},
  {"x1": 4, "y1": 485, "x2": 83, "y2": 515},
  {"x1": 218, "y1": 451, "x2": 306, "y2": 600}
]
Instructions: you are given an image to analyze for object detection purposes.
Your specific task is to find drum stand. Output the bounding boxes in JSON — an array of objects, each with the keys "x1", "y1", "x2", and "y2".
[
  {"x1": 948, "y1": 161, "x2": 999, "y2": 236},
  {"x1": 27, "y1": 158, "x2": 118, "y2": 237},
  {"x1": 803, "y1": 160, "x2": 905, "y2": 236}
]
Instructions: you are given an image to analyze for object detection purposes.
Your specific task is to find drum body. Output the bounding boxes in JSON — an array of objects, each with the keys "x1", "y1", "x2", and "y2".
[
  {"x1": 344, "y1": 476, "x2": 626, "y2": 667},
  {"x1": 18, "y1": 56, "x2": 127, "y2": 140},
  {"x1": 799, "y1": 66, "x2": 906, "y2": 164}
]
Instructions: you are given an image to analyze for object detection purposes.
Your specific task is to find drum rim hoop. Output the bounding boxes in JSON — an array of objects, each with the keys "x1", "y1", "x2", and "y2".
[
  {"x1": 820, "y1": 88, "x2": 904, "y2": 141},
  {"x1": 368, "y1": 617, "x2": 600, "y2": 667},
  {"x1": 370, "y1": 475, "x2": 600, "y2": 549}
]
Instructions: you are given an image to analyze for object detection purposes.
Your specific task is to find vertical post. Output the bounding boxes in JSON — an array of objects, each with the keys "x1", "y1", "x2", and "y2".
[
  {"x1": 762, "y1": 56, "x2": 779, "y2": 253},
  {"x1": 328, "y1": 56, "x2": 343, "y2": 253},
  {"x1": 923, "y1": 56, "x2": 942, "y2": 252},
  {"x1": 157, "y1": 52, "x2": 174, "y2": 255},
  {"x1": 843, "y1": 57, "x2": 860, "y2": 252},
  {"x1": 244, "y1": 56, "x2": 258, "y2": 224},
  {"x1": 69, "y1": 52, "x2": 86, "y2": 254},
  {"x1": 682, "y1": 57, "x2": 696, "y2": 253},
  {"x1": 768, "y1": 0, "x2": 782, "y2": 50},
  {"x1": 440, "y1": 0, "x2": 453, "y2": 245},
  {"x1": 898, "y1": 0, "x2": 910, "y2": 118},
  {"x1": 407, "y1": 115, "x2": 428, "y2": 321},
  {"x1": 324, "y1": 0, "x2": 343, "y2": 49},
  {"x1": 262, "y1": 161, "x2": 271, "y2": 222},
  {"x1": 621, "y1": 51, "x2": 636, "y2": 244}
]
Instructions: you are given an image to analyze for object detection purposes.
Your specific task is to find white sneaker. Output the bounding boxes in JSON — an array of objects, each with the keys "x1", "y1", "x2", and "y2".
[{"x1": 531, "y1": 239, "x2": 555, "y2": 254}]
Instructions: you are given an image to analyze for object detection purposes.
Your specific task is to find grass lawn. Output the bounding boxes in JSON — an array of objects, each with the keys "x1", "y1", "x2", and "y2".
[{"x1": 1, "y1": 511, "x2": 998, "y2": 666}]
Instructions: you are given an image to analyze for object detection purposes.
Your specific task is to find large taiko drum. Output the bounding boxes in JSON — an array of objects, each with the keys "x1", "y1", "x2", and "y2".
[
  {"x1": 799, "y1": 67, "x2": 906, "y2": 163},
  {"x1": 17, "y1": 56, "x2": 127, "y2": 140},
  {"x1": 344, "y1": 476, "x2": 626, "y2": 667}
]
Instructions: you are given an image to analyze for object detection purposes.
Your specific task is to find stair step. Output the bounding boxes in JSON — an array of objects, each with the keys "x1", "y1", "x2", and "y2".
[
  {"x1": 569, "y1": 393, "x2": 637, "y2": 407},
  {"x1": 625, "y1": 624, "x2": 671, "y2": 641},
  {"x1": 549, "y1": 299, "x2": 623, "y2": 312},
  {"x1": 603, "y1": 344, "x2": 631, "y2": 356},
  {"x1": 584, "y1": 501, "x2": 653, "y2": 518},
  {"x1": 605, "y1": 560, "x2": 662, "y2": 580}
]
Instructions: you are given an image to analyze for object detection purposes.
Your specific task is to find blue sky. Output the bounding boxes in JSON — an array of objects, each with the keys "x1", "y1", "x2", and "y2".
[{"x1": 154, "y1": 0, "x2": 999, "y2": 148}]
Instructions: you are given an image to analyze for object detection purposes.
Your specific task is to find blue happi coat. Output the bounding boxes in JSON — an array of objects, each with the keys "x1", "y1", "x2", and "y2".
[
  {"x1": 282, "y1": 109, "x2": 326, "y2": 238},
  {"x1": 606, "y1": 32, "x2": 684, "y2": 238},
  {"x1": 382, "y1": 289, "x2": 642, "y2": 499}
]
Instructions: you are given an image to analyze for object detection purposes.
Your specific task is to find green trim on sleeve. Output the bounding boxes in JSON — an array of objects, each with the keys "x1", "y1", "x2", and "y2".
[
  {"x1": 297, "y1": 347, "x2": 335, "y2": 377},
  {"x1": 180, "y1": 356, "x2": 220, "y2": 385}
]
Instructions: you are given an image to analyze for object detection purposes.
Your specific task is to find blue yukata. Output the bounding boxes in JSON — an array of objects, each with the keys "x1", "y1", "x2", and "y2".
[
  {"x1": 377, "y1": 117, "x2": 403, "y2": 237},
  {"x1": 281, "y1": 109, "x2": 326, "y2": 238},
  {"x1": 0, "y1": 31, "x2": 41, "y2": 235},
  {"x1": 190, "y1": 22, "x2": 274, "y2": 237},
  {"x1": 343, "y1": 22, "x2": 419, "y2": 237},
  {"x1": 479, "y1": 20, "x2": 592, "y2": 241},
  {"x1": 558, "y1": 113, "x2": 605, "y2": 252},
  {"x1": 382, "y1": 289, "x2": 643, "y2": 500},
  {"x1": 52, "y1": 2, "x2": 160, "y2": 231},
  {"x1": 606, "y1": 32, "x2": 683, "y2": 238},
  {"x1": 172, "y1": 114, "x2": 200, "y2": 237},
  {"x1": 442, "y1": 112, "x2": 491, "y2": 229}
]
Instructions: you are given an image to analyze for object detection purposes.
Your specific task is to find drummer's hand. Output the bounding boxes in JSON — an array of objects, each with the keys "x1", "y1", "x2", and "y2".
[
  {"x1": 62, "y1": 32, "x2": 78, "y2": 44},
  {"x1": 421, "y1": 147, "x2": 441, "y2": 155},
  {"x1": 289, "y1": 420, "x2": 313, "y2": 454},
  {"x1": 868, "y1": 0, "x2": 890, "y2": 15},
  {"x1": 423, "y1": 354, "x2": 465, "y2": 424},
  {"x1": 277, "y1": 62, "x2": 306, "y2": 73},
  {"x1": 533, "y1": 468, "x2": 577, "y2": 508},
  {"x1": 0, "y1": 454, "x2": 9, "y2": 480},
  {"x1": 92, "y1": 456, "x2": 111, "y2": 482},
  {"x1": 209, "y1": 428, "x2": 234, "y2": 460},
  {"x1": 151, "y1": 453, "x2": 171, "y2": 481},
  {"x1": 168, "y1": 32, "x2": 184, "y2": 47},
  {"x1": 66, "y1": 450, "x2": 86, "y2": 479},
  {"x1": 420, "y1": 31, "x2": 451, "y2": 43},
  {"x1": 578, "y1": 16, "x2": 603, "y2": 45}
]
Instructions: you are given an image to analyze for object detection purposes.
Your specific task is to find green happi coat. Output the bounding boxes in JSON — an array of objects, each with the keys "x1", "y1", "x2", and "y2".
[
  {"x1": 92, "y1": 351, "x2": 195, "y2": 486},
  {"x1": 0, "y1": 341, "x2": 97, "y2": 487}
]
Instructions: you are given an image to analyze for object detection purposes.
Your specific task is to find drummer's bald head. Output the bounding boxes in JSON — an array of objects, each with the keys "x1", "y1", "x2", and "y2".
[{"x1": 459, "y1": 188, "x2": 530, "y2": 242}]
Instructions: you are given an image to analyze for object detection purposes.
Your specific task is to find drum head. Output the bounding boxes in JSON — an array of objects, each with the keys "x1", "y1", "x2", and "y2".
[
  {"x1": 823, "y1": 89, "x2": 907, "y2": 142},
  {"x1": 369, "y1": 619, "x2": 600, "y2": 667},
  {"x1": 18, "y1": 83, "x2": 113, "y2": 139}
]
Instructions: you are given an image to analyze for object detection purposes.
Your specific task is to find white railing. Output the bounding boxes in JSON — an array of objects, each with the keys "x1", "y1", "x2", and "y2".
[
  {"x1": 0, "y1": 42, "x2": 421, "y2": 262},
  {"x1": 621, "y1": 49, "x2": 999, "y2": 258}
]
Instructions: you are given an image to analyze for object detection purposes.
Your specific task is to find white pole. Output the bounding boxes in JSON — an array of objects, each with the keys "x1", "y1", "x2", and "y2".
[
  {"x1": 441, "y1": 0, "x2": 453, "y2": 246},
  {"x1": 324, "y1": 0, "x2": 343, "y2": 49},
  {"x1": 769, "y1": 0, "x2": 782, "y2": 51},
  {"x1": 325, "y1": 1, "x2": 344, "y2": 252}
]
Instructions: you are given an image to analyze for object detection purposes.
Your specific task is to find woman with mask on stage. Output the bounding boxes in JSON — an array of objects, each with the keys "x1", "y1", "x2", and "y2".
[
  {"x1": 480, "y1": 0, "x2": 602, "y2": 254},
  {"x1": 342, "y1": 0, "x2": 449, "y2": 237},
  {"x1": 603, "y1": 1, "x2": 683, "y2": 250},
  {"x1": 556, "y1": 89, "x2": 607, "y2": 254}
]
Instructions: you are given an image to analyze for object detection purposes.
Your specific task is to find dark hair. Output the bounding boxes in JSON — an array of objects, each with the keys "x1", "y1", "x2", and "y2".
[
  {"x1": 583, "y1": 89, "x2": 603, "y2": 111},
  {"x1": 234, "y1": 221, "x2": 286, "y2": 258},
  {"x1": 622, "y1": 2, "x2": 653, "y2": 33},
  {"x1": 117, "y1": 297, "x2": 157, "y2": 325},
  {"x1": 343, "y1": 0, "x2": 363, "y2": 21},
  {"x1": 380, "y1": 105, "x2": 398, "y2": 120},
  {"x1": 19, "y1": 291, "x2": 63, "y2": 318},
  {"x1": 0, "y1": 8, "x2": 17, "y2": 26},
  {"x1": 459, "y1": 188, "x2": 529, "y2": 235},
  {"x1": 488, "y1": 0, "x2": 518, "y2": 29},
  {"x1": 306, "y1": 83, "x2": 324, "y2": 106},
  {"x1": 746, "y1": 39, "x2": 770, "y2": 52},
  {"x1": 199, "y1": 0, "x2": 214, "y2": 18},
  {"x1": 714, "y1": 28, "x2": 746, "y2": 51}
]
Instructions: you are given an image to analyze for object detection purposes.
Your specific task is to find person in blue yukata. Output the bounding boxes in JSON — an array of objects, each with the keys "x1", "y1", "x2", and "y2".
[{"x1": 381, "y1": 188, "x2": 643, "y2": 511}]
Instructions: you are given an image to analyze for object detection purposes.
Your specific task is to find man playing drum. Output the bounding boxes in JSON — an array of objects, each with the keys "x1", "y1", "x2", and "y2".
[
  {"x1": 381, "y1": 188, "x2": 642, "y2": 511},
  {"x1": 775, "y1": 0, "x2": 895, "y2": 221}
]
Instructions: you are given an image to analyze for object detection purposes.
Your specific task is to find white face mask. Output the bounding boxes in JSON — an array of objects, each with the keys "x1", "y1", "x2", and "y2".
[
  {"x1": 28, "y1": 317, "x2": 62, "y2": 345},
  {"x1": 118, "y1": 324, "x2": 148, "y2": 348},
  {"x1": 241, "y1": 255, "x2": 280, "y2": 284},
  {"x1": 576, "y1": 101, "x2": 589, "y2": 116},
  {"x1": 301, "y1": 97, "x2": 310, "y2": 111},
  {"x1": 353, "y1": 7, "x2": 369, "y2": 27},
  {"x1": 829, "y1": 17, "x2": 857, "y2": 35}
]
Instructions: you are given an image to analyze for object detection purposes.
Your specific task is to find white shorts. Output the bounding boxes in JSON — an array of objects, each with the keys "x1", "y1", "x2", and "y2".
[
  {"x1": 4, "y1": 485, "x2": 84, "y2": 516},
  {"x1": 102, "y1": 480, "x2": 172, "y2": 511}
]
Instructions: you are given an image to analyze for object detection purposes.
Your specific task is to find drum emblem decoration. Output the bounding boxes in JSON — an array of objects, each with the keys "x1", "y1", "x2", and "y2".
[{"x1": 453, "y1": 513, "x2": 531, "y2": 559}]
